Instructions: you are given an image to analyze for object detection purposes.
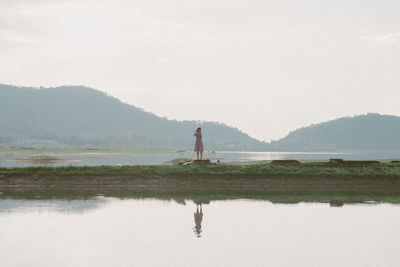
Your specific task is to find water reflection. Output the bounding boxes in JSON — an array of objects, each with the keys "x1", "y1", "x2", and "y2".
[
  {"x1": 329, "y1": 200, "x2": 344, "y2": 207},
  {"x1": 0, "y1": 198, "x2": 107, "y2": 214},
  {"x1": 193, "y1": 204, "x2": 203, "y2": 237},
  {"x1": 2, "y1": 199, "x2": 400, "y2": 266},
  {"x1": 4, "y1": 150, "x2": 400, "y2": 167}
]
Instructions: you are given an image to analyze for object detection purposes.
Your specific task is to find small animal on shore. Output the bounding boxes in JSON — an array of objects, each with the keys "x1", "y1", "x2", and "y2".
[{"x1": 193, "y1": 127, "x2": 204, "y2": 160}]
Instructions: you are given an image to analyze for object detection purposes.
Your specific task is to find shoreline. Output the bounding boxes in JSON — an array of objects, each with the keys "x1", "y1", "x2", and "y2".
[
  {"x1": 1, "y1": 162, "x2": 400, "y2": 194},
  {"x1": 2, "y1": 189, "x2": 400, "y2": 205}
]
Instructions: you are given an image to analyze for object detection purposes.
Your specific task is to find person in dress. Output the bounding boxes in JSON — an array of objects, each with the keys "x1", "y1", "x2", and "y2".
[{"x1": 193, "y1": 127, "x2": 203, "y2": 160}]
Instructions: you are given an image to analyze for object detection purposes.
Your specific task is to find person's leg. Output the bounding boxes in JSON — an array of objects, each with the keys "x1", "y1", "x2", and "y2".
[
  {"x1": 200, "y1": 151, "x2": 203, "y2": 160},
  {"x1": 196, "y1": 151, "x2": 199, "y2": 160}
]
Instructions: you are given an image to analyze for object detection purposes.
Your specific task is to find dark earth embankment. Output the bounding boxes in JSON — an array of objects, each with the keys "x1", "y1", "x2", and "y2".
[{"x1": 1, "y1": 162, "x2": 400, "y2": 193}]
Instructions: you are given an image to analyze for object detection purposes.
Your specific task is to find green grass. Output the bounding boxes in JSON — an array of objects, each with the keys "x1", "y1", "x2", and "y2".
[
  {"x1": 1, "y1": 162, "x2": 400, "y2": 180},
  {"x1": 2, "y1": 162, "x2": 400, "y2": 203}
]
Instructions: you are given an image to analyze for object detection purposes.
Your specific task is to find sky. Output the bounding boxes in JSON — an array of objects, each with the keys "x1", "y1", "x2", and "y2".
[{"x1": 1, "y1": 0, "x2": 399, "y2": 141}]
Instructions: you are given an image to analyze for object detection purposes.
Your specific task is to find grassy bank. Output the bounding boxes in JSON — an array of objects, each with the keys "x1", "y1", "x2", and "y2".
[
  {"x1": 2, "y1": 161, "x2": 400, "y2": 180},
  {"x1": 0, "y1": 162, "x2": 400, "y2": 198}
]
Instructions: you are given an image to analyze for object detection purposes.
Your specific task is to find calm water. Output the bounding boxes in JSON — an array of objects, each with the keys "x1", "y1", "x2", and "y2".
[
  {"x1": 2, "y1": 150, "x2": 400, "y2": 167},
  {"x1": 1, "y1": 198, "x2": 400, "y2": 266}
]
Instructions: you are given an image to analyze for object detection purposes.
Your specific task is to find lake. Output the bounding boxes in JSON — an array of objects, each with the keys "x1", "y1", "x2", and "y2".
[
  {"x1": 2, "y1": 150, "x2": 400, "y2": 167},
  {"x1": 1, "y1": 197, "x2": 400, "y2": 266}
]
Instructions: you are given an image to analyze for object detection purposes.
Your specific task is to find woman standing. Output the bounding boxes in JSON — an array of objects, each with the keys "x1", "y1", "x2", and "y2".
[{"x1": 193, "y1": 127, "x2": 203, "y2": 160}]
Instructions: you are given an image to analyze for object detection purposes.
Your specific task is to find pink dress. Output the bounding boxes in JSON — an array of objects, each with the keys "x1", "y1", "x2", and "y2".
[{"x1": 194, "y1": 132, "x2": 203, "y2": 152}]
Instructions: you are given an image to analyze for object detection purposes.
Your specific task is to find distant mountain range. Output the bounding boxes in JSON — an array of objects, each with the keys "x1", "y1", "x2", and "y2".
[
  {"x1": 267, "y1": 113, "x2": 400, "y2": 151},
  {"x1": 0, "y1": 84, "x2": 263, "y2": 150},
  {"x1": 2, "y1": 84, "x2": 400, "y2": 151}
]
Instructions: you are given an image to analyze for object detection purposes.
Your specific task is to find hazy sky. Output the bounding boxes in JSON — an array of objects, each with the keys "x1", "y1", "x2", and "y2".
[{"x1": 1, "y1": 0, "x2": 399, "y2": 141}]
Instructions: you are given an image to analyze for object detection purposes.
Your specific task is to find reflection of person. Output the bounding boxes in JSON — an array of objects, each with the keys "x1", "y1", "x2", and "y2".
[
  {"x1": 193, "y1": 204, "x2": 203, "y2": 237},
  {"x1": 193, "y1": 128, "x2": 203, "y2": 160}
]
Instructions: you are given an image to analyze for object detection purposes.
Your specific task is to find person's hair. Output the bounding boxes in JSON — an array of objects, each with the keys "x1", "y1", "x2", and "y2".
[{"x1": 197, "y1": 127, "x2": 201, "y2": 131}]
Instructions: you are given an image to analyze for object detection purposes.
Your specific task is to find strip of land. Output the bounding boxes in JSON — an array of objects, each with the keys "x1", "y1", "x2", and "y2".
[
  {"x1": 1, "y1": 162, "x2": 400, "y2": 192},
  {"x1": 2, "y1": 162, "x2": 400, "y2": 204}
]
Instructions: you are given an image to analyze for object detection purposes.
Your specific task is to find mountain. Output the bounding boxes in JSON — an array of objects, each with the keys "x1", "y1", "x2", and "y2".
[
  {"x1": 267, "y1": 113, "x2": 400, "y2": 151},
  {"x1": 0, "y1": 84, "x2": 264, "y2": 150}
]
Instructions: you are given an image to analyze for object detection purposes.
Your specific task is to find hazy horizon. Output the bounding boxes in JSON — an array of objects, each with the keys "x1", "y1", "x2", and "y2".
[
  {"x1": 3, "y1": 83, "x2": 397, "y2": 142},
  {"x1": 1, "y1": 0, "x2": 399, "y2": 140}
]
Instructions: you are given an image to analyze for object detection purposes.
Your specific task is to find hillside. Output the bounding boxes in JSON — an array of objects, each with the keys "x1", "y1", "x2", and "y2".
[
  {"x1": 267, "y1": 113, "x2": 400, "y2": 151},
  {"x1": 0, "y1": 84, "x2": 264, "y2": 150}
]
